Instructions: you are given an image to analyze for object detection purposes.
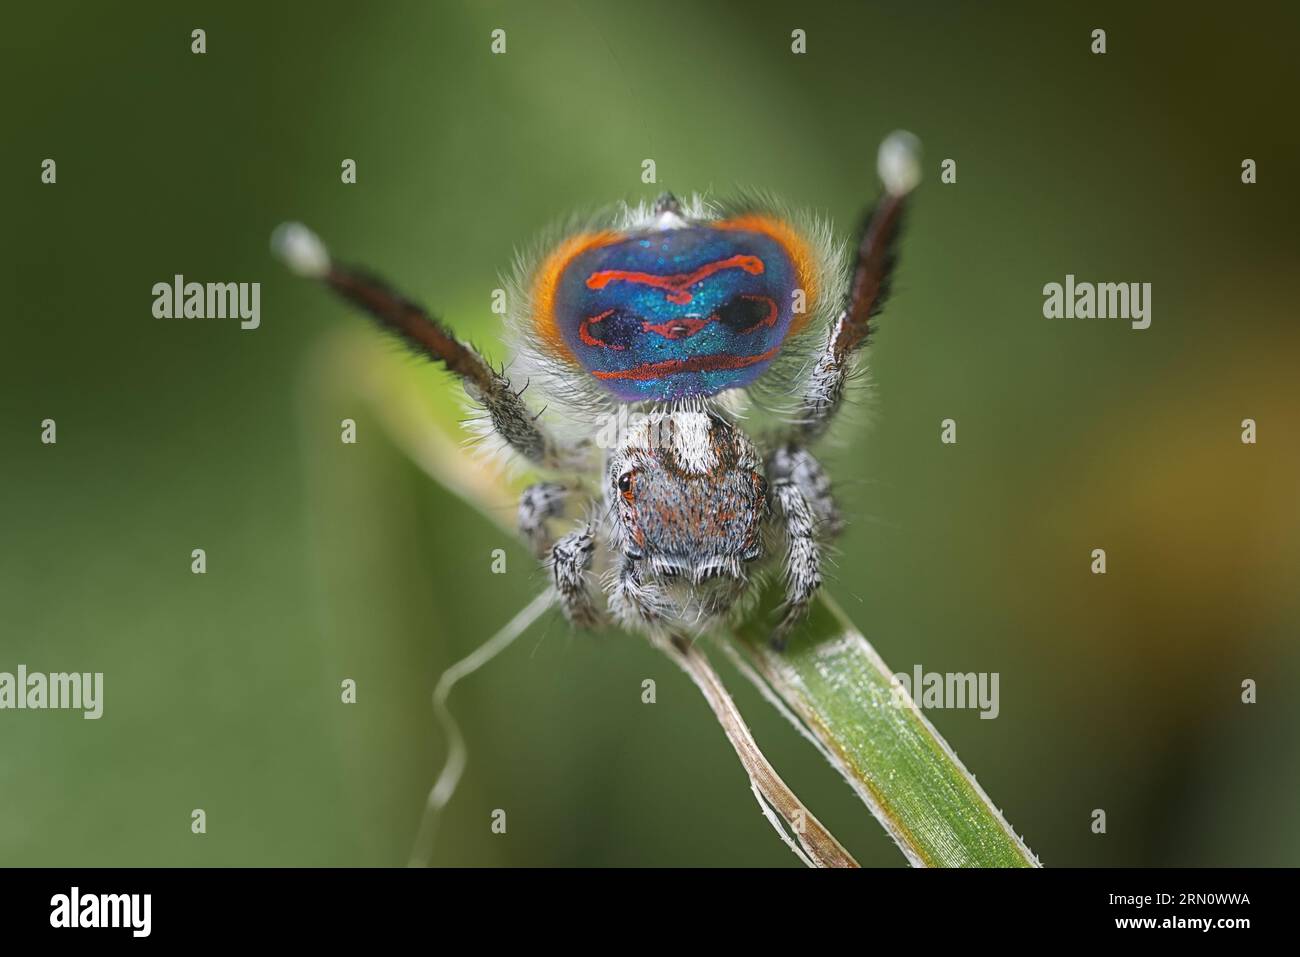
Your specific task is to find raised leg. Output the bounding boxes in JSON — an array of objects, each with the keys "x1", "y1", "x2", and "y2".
[
  {"x1": 272, "y1": 222, "x2": 573, "y2": 469},
  {"x1": 550, "y1": 525, "x2": 599, "y2": 628},
  {"x1": 792, "y1": 132, "x2": 919, "y2": 443},
  {"x1": 770, "y1": 480, "x2": 823, "y2": 650}
]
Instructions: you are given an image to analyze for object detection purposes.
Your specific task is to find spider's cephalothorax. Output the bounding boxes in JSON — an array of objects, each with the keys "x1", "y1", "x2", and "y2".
[
  {"x1": 603, "y1": 410, "x2": 771, "y2": 628},
  {"x1": 274, "y1": 132, "x2": 921, "y2": 647}
]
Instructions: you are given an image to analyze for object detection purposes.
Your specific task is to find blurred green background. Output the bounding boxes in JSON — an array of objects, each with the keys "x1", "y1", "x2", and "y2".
[{"x1": 3, "y1": 0, "x2": 1298, "y2": 867}]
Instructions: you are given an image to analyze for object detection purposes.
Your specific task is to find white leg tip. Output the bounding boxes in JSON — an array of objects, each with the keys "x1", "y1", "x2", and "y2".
[
  {"x1": 271, "y1": 222, "x2": 331, "y2": 278},
  {"x1": 877, "y1": 130, "x2": 923, "y2": 197}
]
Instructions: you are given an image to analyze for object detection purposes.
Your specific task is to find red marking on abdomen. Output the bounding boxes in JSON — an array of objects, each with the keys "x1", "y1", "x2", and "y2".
[
  {"x1": 641, "y1": 316, "x2": 712, "y2": 339},
  {"x1": 591, "y1": 344, "x2": 782, "y2": 381},
  {"x1": 579, "y1": 295, "x2": 780, "y2": 350},
  {"x1": 585, "y1": 254, "x2": 764, "y2": 304}
]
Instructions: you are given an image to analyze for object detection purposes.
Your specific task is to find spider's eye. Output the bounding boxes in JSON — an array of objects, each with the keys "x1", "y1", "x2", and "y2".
[
  {"x1": 617, "y1": 471, "x2": 635, "y2": 497},
  {"x1": 716, "y1": 295, "x2": 777, "y2": 334}
]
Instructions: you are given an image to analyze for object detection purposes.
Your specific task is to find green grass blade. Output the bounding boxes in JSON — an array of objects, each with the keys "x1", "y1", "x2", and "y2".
[{"x1": 728, "y1": 591, "x2": 1039, "y2": 867}]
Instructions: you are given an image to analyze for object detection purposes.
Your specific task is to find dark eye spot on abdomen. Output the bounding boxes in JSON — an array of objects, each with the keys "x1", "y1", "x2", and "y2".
[{"x1": 716, "y1": 295, "x2": 778, "y2": 334}]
